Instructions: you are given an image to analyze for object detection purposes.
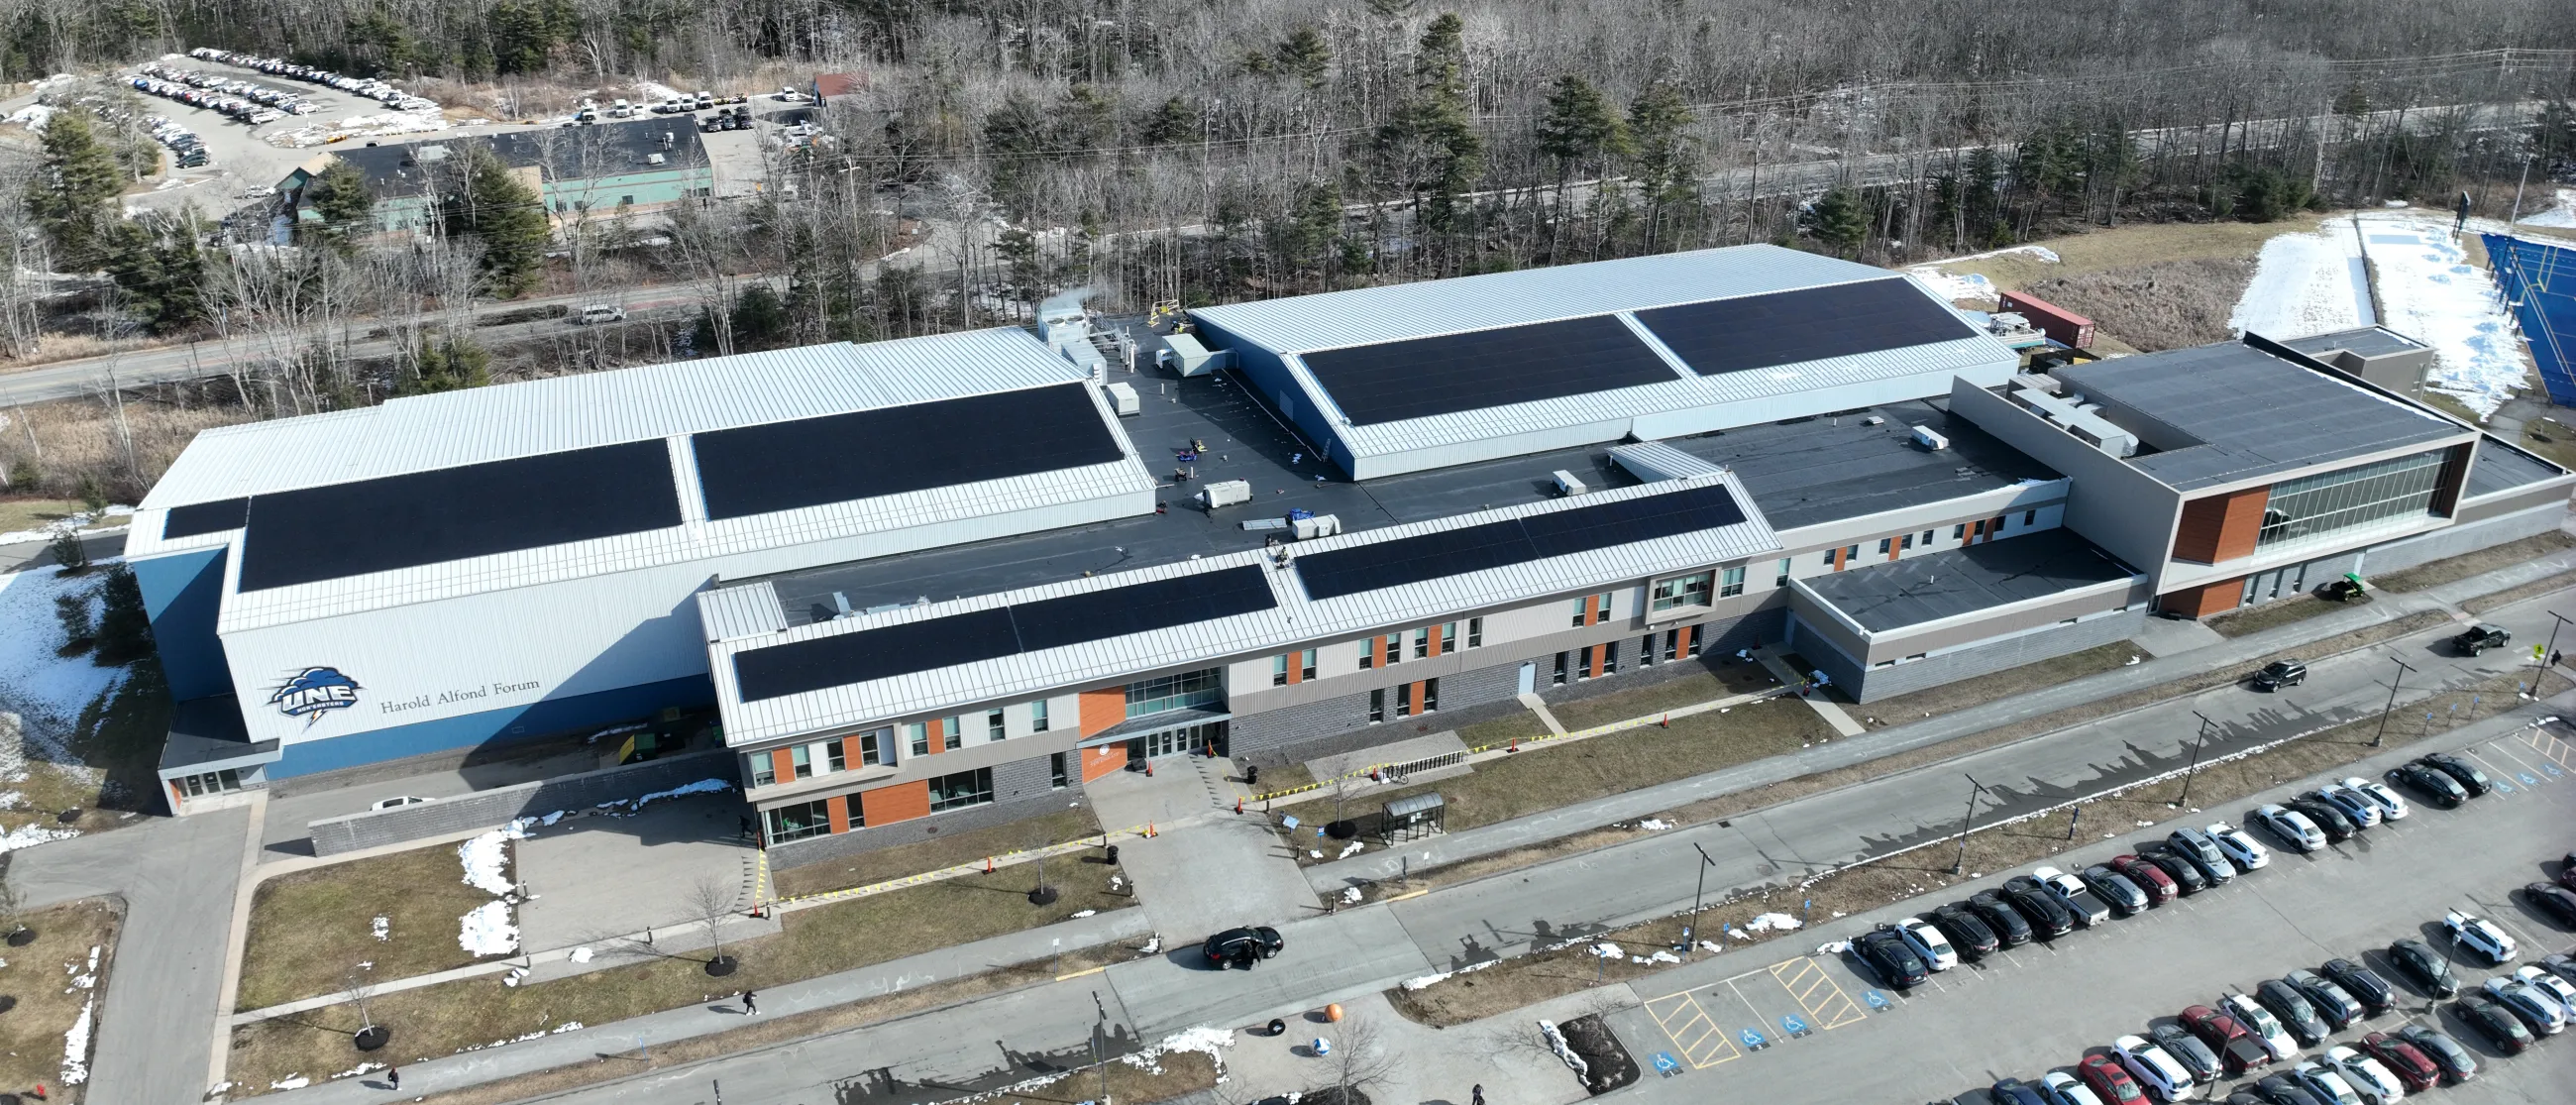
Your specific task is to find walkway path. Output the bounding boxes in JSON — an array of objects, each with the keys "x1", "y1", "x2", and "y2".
[{"x1": 1088, "y1": 758, "x2": 1320, "y2": 940}]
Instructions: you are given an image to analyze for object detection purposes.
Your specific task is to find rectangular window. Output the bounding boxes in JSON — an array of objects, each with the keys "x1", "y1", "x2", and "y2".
[
  {"x1": 1597, "y1": 592, "x2": 1617, "y2": 620},
  {"x1": 1577, "y1": 649, "x2": 1594, "y2": 679},
  {"x1": 1413, "y1": 627, "x2": 1431, "y2": 659},
  {"x1": 988, "y1": 709, "x2": 1007, "y2": 742},
  {"x1": 1972, "y1": 519, "x2": 1986, "y2": 536},
  {"x1": 906, "y1": 721, "x2": 929, "y2": 756},
  {"x1": 2022, "y1": 509, "x2": 2037, "y2": 526},
  {"x1": 1651, "y1": 571, "x2": 1716, "y2": 611},
  {"x1": 1821, "y1": 549, "x2": 1836, "y2": 566},
  {"x1": 1878, "y1": 537, "x2": 1893, "y2": 555},
  {"x1": 857, "y1": 728, "x2": 885, "y2": 766},
  {"x1": 1125, "y1": 668, "x2": 1225, "y2": 718},
  {"x1": 1359, "y1": 638, "x2": 1375, "y2": 669},
  {"x1": 1424, "y1": 678, "x2": 1441, "y2": 712},
  {"x1": 1775, "y1": 558, "x2": 1792, "y2": 588},
  {"x1": 181, "y1": 769, "x2": 243, "y2": 797},
  {"x1": 1369, "y1": 688, "x2": 1386, "y2": 722},
  {"x1": 942, "y1": 716, "x2": 963, "y2": 750},
  {"x1": 1028, "y1": 701, "x2": 1050, "y2": 733},
  {"x1": 1440, "y1": 622, "x2": 1456, "y2": 653},
  {"x1": 1553, "y1": 651, "x2": 1568, "y2": 685},
  {"x1": 1953, "y1": 523, "x2": 1967, "y2": 540},
  {"x1": 1719, "y1": 566, "x2": 1746, "y2": 598},
  {"x1": 1272, "y1": 654, "x2": 1290, "y2": 686},
  {"x1": 1638, "y1": 634, "x2": 1658, "y2": 666},
  {"x1": 1571, "y1": 598, "x2": 1588, "y2": 627},
  {"x1": 750, "y1": 754, "x2": 777, "y2": 788},
  {"x1": 764, "y1": 799, "x2": 832, "y2": 842},
  {"x1": 1922, "y1": 529, "x2": 1935, "y2": 545},
  {"x1": 789, "y1": 744, "x2": 813, "y2": 779},
  {"x1": 1299, "y1": 648, "x2": 1317, "y2": 680},
  {"x1": 1050, "y1": 752, "x2": 1069, "y2": 789},
  {"x1": 2255, "y1": 450, "x2": 2447, "y2": 552},
  {"x1": 1384, "y1": 636, "x2": 1402, "y2": 665},
  {"x1": 1467, "y1": 616, "x2": 1483, "y2": 647},
  {"x1": 1396, "y1": 683, "x2": 1413, "y2": 717},
  {"x1": 928, "y1": 767, "x2": 996, "y2": 812},
  {"x1": 1603, "y1": 641, "x2": 1620, "y2": 674},
  {"x1": 825, "y1": 740, "x2": 847, "y2": 773},
  {"x1": 1902, "y1": 532, "x2": 1915, "y2": 550},
  {"x1": 1663, "y1": 629, "x2": 1680, "y2": 661},
  {"x1": 1844, "y1": 545, "x2": 1859, "y2": 563}
]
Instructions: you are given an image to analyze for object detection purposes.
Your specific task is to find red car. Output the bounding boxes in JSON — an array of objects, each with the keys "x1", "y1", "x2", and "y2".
[
  {"x1": 2358, "y1": 1032, "x2": 2439, "y2": 1092},
  {"x1": 2079, "y1": 1052, "x2": 2147, "y2": 1104},
  {"x1": 2111, "y1": 855, "x2": 2179, "y2": 906},
  {"x1": 2179, "y1": 1004, "x2": 2273, "y2": 1074}
]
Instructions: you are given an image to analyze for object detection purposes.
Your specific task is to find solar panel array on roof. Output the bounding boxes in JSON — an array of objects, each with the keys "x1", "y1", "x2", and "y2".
[
  {"x1": 1294, "y1": 483, "x2": 1747, "y2": 600},
  {"x1": 236, "y1": 441, "x2": 682, "y2": 592},
  {"x1": 734, "y1": 565, "x2": 1277, "y2": 702},
  {"x1": 692, "y1": 385, "x2": 1126, "y2": 520},
  {"x1": 1634, "y1": 278, "x2": 1976, "y2": 376},
  {"x1": 161, "y1": 497, "x2": 250, "y2": 540},
  {"x1": 1295, "y1": 314, "x2": 1679, "y2": 426}
]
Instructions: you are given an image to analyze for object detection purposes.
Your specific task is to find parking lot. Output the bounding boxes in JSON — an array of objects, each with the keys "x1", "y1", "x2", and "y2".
[{"x1": 1605, "y1": 717, "x2": 2576, "y2": 1103}]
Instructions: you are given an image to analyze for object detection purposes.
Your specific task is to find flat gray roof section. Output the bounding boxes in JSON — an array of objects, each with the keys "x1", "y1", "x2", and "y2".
[
  {"x1": 1661, "y1": 399, "x2": 2061, "y2": 531},
  {"x1": 2053, "y1": 340, "x2": 2461, "y2": 492},
  {"x1": 746, "y1": 371, "x2": 1646, "y2": 624},
  {"x1": 2284, "y1": 326, "x2": 2425, "y2": 359},
  {"x1": 2465, "y1": 434, "x2": 2569, "y2": 498},
  {"x1": 1799, "y1": 528, "x2": 2138, "y2": 632}
]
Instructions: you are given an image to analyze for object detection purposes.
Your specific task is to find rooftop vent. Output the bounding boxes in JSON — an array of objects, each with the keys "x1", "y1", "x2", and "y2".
[
  {"x1": 1910, "y1": 425, "x2": 1951, "y2": 451},
  {"x1": 2009, "y1": 387, "x2": 2137, "y2": 458}
]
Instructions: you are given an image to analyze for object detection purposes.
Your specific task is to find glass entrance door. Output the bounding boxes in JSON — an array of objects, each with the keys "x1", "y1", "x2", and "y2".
[{"x1": 1135, "y1": 720, "x2": 1226, "y2": 759}]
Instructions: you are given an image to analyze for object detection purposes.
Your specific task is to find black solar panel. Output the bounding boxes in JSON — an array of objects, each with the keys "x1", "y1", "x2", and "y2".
[
  {"x1": 692, "y1": 386, "x2": 1126, "y2": 520},
  {"x1": 1634, "y1": 278, "x2": 1976, "y2": 377},
  {"x1": 236, "y1": 441, "x2": 682, "y2": 592},
  {"x1": 1296, "y1": 484, "x2": 1747, "y2": 600},
  {"x1": 1297, "y1": 314, "x2": 1680, "y2": 426},
  {"x1": 161, "y1": 497, "x2": 250, "y2": 539},
  {"x1": 733, "y1": 566, "x2": 1278, "y2": 702}
]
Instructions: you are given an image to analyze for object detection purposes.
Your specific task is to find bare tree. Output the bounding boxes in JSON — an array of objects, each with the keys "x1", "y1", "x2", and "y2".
[
  {"x1": 1311, "y1": 1012, "x2": 1397, "y2": 1105},
  {"x1": 344, "y1": 963, "x2": 388, "y2": 1050},
  {"x1": 683, "y1": 874, "x2": 741, "y2": 974}
]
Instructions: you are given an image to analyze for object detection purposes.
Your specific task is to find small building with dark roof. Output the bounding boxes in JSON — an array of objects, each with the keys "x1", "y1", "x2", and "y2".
[{"x1": 278, "y1": 119, "x2": 712, "y2": 236}]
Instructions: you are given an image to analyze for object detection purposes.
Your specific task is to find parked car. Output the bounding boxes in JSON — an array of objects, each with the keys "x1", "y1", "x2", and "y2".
[
  {"x1": 2256, "y1": 979, "x2": 2331, "y2": 1046},
  {"x1": 2111, "y1": 855, "x2": 2179, "y2": 905},
  {"x1": 2522, "y1": 881, "x2": 2576, "y2": 929},
  {"x1": 2286, "y1": 799, "x2": 2355, "y2": 843},
  {"x1": 2444, "y1": 909, "x2": 2519, "y2": 965},
  {"x1": 2539, "y1": 951, "x2": 2576, "y2": 989},
  {"x1": 2322, "y1": 1046, "x2": 2404, "y2": 1105},
  {"x1": 1999, "y1": 880, "x2": 2079, "y2": 939},
  {"x1": 2204, "y1": 824, "x2": 2267, "y2": 875},
  {"x1": 2562, "y1": 849, "x2": 2576, "y2": 892},
  {"x1": 2167, "y1": 828, "x2": 2239, "y2": 884},
  {"x1": 2385, "y1": 939, "x2": 2459, "y2": 998},
  {"x1": 2452, "y1": 622, "x2": 2511, "y2": 654},
  {"x1": 2139, "y1": 846, "x2": 2212, "y2": 895},
  {"x1": 2320, "y1": 958, "x2": 2394, "y2": 1016},
  {"x1": 2481, "y1": 975, "x2": 2568, "y2": 1035},
  {"x1": 2289, "y1": 1059, "x2": 2363, "y2": 1105},
  {"x1": 2224, "y1": 993, "x2": 2305, "y2": 1061},
  {"x1": 2031, "y1": 867, "x2": 2113, "y2": 928},
  {"x1": 2513, "y1": 964, "x2": 2576, "y2": 1016},
  {"x1": 1992, "y1": 1078, "x2": 2053, "y2": 1105},
  {"x1": 2391, "y1": 1023, "x2": 2478, "y2": 1082},
  {"x1": 2338, "y1": 777, "x2": 2410, "y2": 822},
  {"x1": 1967, "y1": 891, "x2": 2037, "y2": 947},
  {"x1": 2148, "y1": 1023, "x2": 2224, "y2": 1085},
  {"x1": 2181, "y1": 1004, "x2": 2275, "y2": 1074},
  {"x1": 1201, "y1": 926, "x2": 1282, "y2": 968},
  {"x1": 2042, "y1": 1069, "x2": 2108, "y2": 1105},
  {"x1": 2451, "y1": 994, "x2": 2534, "y2": 1053},
  {"x1": 575, "y1": 304, "x2": 627, "y2": 325},
  {"x1": 1894, "y1": 917, "x2": 1960, "y2": 971},
  {"x1": 2252, "y1": 805, "x2": 2326, "y2": 852},
  {"x1": 2285, "y1": 969, "x2": 2366, "y2": 1032},
  {"x1": 2114, "y1": 1035, "x2": 2200, "y2": 1101},
  {"x1": 2307, "y1": 785, "x2": 2382, "y2": 829},
  {"x1": 2355, "y1": 1032, "x2": 2439, "y2": 1093},
  {"x1": 2383, "y1": 764, "x2": 2465, "y2": 809},
  {"x1": 370, "y1": 795, "x2": 432, "y2": 810},
  {"x1": 1931, "y1": 903, "x2": 2001, "y2": 961},
  {"x1": 2252, "y1": 659, "x2": 2308, "y2": 690},
  {"x1": 2414, "y1": 753, "x2": 2490, "y2": 797},
  {"x1": 1852, "y1": 928, "x2": 1930, "y2": 989},
  {"x1": 2252, "y1": 1074, "x2": 2327, "y2": 1105},
  {"x1": 2080, "y1": 1052, "x2": 2150, "y2": 1105},
  {"x1": 2082, "y1": 865, "x2": 2152, "y2": 916}
]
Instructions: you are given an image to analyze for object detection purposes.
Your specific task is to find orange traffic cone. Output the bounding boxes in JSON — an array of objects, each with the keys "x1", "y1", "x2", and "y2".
[
  {"x1": 984, "y1": 856, "x2": 995, "y2": 874},
  {"x1": 1147, "y1": 822, "x2": 1158, "y2": 837},
  {"x1": 1660, "y1": 714, "x2": 1669, "y2": 727},
  {"x1": 1234, "y1": 797, "x2": 1243, "y2": 815},
  {"x1": 1144, "y1": 759, "x2": 1154, "y2": 777},
  {"x1": 1508, "y1": 737, "x2": 1520, "y2": 753}
]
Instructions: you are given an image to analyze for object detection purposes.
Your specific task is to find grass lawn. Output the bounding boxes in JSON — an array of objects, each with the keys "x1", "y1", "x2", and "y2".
[
  {"x1": 1544, "y1": 657, "x2": 1780, "y2": 732},
  {"x1": 0, "y1": 898, "x2": 121, "y2": 1102},
  {"x1": 1856, "y1": 641, "x2": 2144, "y2": 728},
  {"x1": 1455, "y1": 712, "x2": 1549, "y2": 749},
  {"x1": 1311, "y1": 698, "x2": 1832, "y2": 844},
  {"x1": 768, "y1": 804, "x2": 1104, "y2": 900},
  {"x1": 2373, "y1": 530, "x2": 2576, "y2": 594},
  {"x1": 2514, "y1": 414, "x2": 2576, "y2": 473},
  {"x1": 0, "y1": 497, "x2": 103, "y2": 535},
  {"x1": 0, "y1": 658, "x2": 172, "y2": 844},
  {"x1": 1390, "y1": 665, "x2": 2566, "y2": 1028},
  {"x1": 225, "y1": 858, "x2": 1136, "y2": 1095},
  {"x1": 1921, "y1": 215, "x2": 2326, "y2": 295},
  {"x1": 2203, "y1": 595, "x2": 2349, "y2": 638},
  {"x1": 238, "y1": 843, "x2": 503, "y2": 1011}
]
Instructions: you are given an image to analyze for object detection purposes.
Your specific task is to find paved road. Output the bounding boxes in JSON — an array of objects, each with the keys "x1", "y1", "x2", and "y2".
[
  {"x1": 1602, "y1": 709, "x2": 2576, "y2": 1104},
  {"x1": 8, "y1": 807, "x2": 251, "y2": 1105}
]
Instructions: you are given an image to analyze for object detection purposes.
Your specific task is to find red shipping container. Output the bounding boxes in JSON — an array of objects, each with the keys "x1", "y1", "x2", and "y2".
[{"x1": 1998, "y1": 290, "x2": 2096, "y2": 350}]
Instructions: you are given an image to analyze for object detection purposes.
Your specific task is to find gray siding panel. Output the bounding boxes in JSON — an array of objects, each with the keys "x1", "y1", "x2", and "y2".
[
  {"x1": 769, "y1": 754, "x2": 1083, "y2": 869},
  {"x1": 2360, "y1": 502, "x2": 2569, "y2": 576},
  {"x1": 1820, "y1": 608, "x2": 2148, "y2": 704}
]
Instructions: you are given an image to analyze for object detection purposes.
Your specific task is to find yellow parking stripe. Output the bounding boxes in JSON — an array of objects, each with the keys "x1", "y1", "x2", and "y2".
[
  {"x1": 1644, "y1": 991, "x2": 1742, "y2": 1067},
  {"x1": 2524, "y1": 727, "x2": 2575, "y2": 770},
  {"x1": 1769, "y1": 958, "x2": 1869, "y2": 1029}
]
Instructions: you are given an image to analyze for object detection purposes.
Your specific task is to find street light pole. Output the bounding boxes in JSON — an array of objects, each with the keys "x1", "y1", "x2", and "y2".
[
  {"x1": 2178, "y1": 713, "x2": 2214, "y2": 808},
  {"x1": 2373, "y1": 657, "x2": 2417, "y2": 747},
  {"x1": 1687, "y1": 842, "x2": 1718, "y2": 958},
  {"x1": 1952, "y1": 773, "x2": 1987, "y2": 875},
  {"x1": 2537, "y1": 610, "x2": 2571, "y2": 683}
]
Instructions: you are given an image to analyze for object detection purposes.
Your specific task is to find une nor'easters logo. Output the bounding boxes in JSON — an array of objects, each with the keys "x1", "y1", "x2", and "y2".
[{"x1": 269, "y1": 666, "x2": 362, "y2": 724}]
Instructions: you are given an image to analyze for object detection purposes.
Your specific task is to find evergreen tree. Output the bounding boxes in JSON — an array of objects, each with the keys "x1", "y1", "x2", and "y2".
[
  {"x1": 303, "y1": 160, "x2": 376, "y2": 247},
  {"x1": 1808, "y1": 187, "x2": 1869, "y2": 256},
  {"x1": 1625, "y1": 77, "x2": 1697, "y2": 248},
  {"x1": 91, "y1": 565, "x2": 156, "y2": 667},
  {"x1": 32, "y1": 108, "x2": 124, "y2": 270},
  {"x1": 1275, "y1": 26, "x2": 1332, "y2": 87},
  {"x1": 1535, "y1": 74, "x2": 1627, "y2": 255},
  {"x1": 1138, "y1": 96, "x2": 1196, "y2": 147},
  {"x1": 1053, "y1": 84, "x2": 1118, "y2": 154},
  {"x1": 398, "y1": 336, "x2": 492, "y2": 394},
  {"x1": 101, "y1": 212, "x2": 208, "y2": 334},
  {"x1": 439, "y1": 145, "x2": 549, "y2": 297},
  {"x1": 1375, "y1": 12, "x2": 1483, "y2": 235},
  {"x1": 1266, "y1": 179, "x2": 1344, "y2": 282},
  {"x1": 982, "y1": 91, "x2": 1048, "y2": 210}
]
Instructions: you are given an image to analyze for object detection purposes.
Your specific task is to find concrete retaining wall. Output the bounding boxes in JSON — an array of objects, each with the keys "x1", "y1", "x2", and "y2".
[
  {"x1": 1792, "y1": 608, "x2": 2146, "y2": 705},
  {"x1": 307, "y1": 751, "x2": 731, "y2": 855}
]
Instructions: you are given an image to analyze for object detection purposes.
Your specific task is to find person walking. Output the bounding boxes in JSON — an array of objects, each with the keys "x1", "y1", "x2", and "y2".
[
  {"x1": 2456, "y1": 190, "x2": 2473, "y2": 233},
  {"x1": 386, "y1": 1066, "x2": 401, "y2": 1092},
  {"x1": 1471, "y1": 1084, "x2": 1485, "y2": 1105},
  {"x1": 742, "y1": 990, "x2": 759, "y2": 1016}
]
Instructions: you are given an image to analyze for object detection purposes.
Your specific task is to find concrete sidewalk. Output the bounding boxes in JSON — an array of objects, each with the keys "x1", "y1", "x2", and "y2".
[{"x1": 1300, "y1": 545, "x2": 2574, "y2": 893}]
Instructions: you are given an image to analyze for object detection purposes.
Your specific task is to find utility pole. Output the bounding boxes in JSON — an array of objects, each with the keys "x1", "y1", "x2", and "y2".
[
  {"x1": 1952, "y1": 774, "x2": 1988, "y2": 875},
  {"x1": 1091, "y1": 989, "x2": 1110, "y2": 1105},
  {"x1": 2537, "y1": 610, "x2": 2571, "y2": 681},
  {"x1": 2374, "y1": 657, "x2": 2417, "y2": 747},
  {"x1": 1686, "y1": 842, "x2": 1719, "y2": 958},
  {"x1": 2178, "y1": 713, "x2": 2215, "y2": 809}
]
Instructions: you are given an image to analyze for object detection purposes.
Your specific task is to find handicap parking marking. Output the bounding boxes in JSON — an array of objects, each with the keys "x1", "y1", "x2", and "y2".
[
  {"x1": 1651, "y1": 1050, "x2": 1684, "y2": 1078},
  {"x1": 1778, "y1": 1012, "x2": 1813, "y2": 1038},
  {"x1": 1767, "y1": 956, "x2": 1870, "y2": 1030},
  {"x1": 1737, "y1": 1025, "x2": 1770, "y2": 1050},
  {"x1": 1642, "y1": 989, "x2": 1744, "y2": 1068},
  {"x1": 1864, "y1": 988, "x2": 1894, "y2": 1012}
]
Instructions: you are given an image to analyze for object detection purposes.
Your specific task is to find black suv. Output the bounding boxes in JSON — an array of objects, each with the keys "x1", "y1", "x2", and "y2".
[
  {"x1": 2453, "y1": 623, "x2": 2512, "y2": 655},
  {"x1": 2319, "y1": 957, "x2": 2395, "y2": 1015},
  {"x1": 1930, "y1": 903, "x2": 2000, "y2": 961},
  {"x1": 1964, "y1": 892, "x2": 2035, "y2": 947},
  {"x1": 2251, "y1": 659, "x2": 2308, "y2": 690},
  {"x1": 1202, "y1": 926, "x2": 1283, "y2": 968},
  {"x1": 1997, "y1": 879, "x2": 2077, "y2": 939},
  {"x1": 1852, "y1": 928, "x2": 1929, "y2": 989},
  {"x1": 2415, "y1": 753, "x2": 2492, "y2": 796}
]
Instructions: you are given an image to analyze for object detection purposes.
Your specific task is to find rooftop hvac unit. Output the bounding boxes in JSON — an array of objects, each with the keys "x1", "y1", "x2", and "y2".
[
  {"x1": 1292, "y1": 513, "x2": 1342, "y2": 539},
  {"x1": 1103, "y1": 381, "x2": 1140, "y2": 416},
  {"x1": 1910, "y1": 425, "x2": 1951, "y2": 451},
  {"x1": 1552, "y1": 470, "x2": 1590, "y2": 497},
  {"x1": 1157, "y1": 332, "x2": 1228, "y2": 377},
  {"x1": 1199, "y1": 479, "x2": 1252, "y2": 510}
]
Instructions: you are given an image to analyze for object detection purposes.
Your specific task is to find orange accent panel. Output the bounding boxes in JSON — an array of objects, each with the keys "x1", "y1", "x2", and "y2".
[
  {"x1": 826, "y1": 795, "x2": 852, "y2": 833},
  {"x1": 1830, "y1": 548, "x2": 1847, "y2": 571},
  {"x1": 2164, "y1": 579, "x2": 2244, "y2": 618},
  {"x1": 1285, "y1": 656, "x2": 1302, "y2": 686},
  {"x1": 923, "y1": 718, "x2": 946, "y2": 755},
  {"x1": 1887, "y1": 540, "x2": 1900, "y2": 562},
  {"x1": 839, "y1": 735, "x2": 862, "y2": 769},
  {"x1": 1079, "y1": 689, "x2": 1126, "y2": 736},
  {"x1": 1427, "y1": 628, "x2": 1444, "y2": 658},
  {"x1": 859, "y1": 780, "x2": 930, "y2": 826},
  {"x1": 1588, "y1": 645, "x2": 1605, "y2": 674},
  {"x1": 2174, "y1": 487, "x2": 2269, "y2": 563},
  {"x1": 1680, "y1": 624, "x2": 1697, "y2": 653},
  {"x1": 1584, "y1": 596, "x2": 1600, "y2": 625},
  {"x1": 769, "y1": 748, "x2": 796, "y2": 780},
  {"x1": 1082, "y1": 742, "x2": 1128, "y2": 782},
  {"x1": 168, "y1": 779, "x2": 186, "y2": 805}
]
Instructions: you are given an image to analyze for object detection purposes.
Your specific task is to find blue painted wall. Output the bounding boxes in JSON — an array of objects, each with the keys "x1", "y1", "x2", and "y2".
[
  {"x1": 2484, "y1": 234, "x2": 2576, "y2": 406},
  {"x1": 269, "y1": 673, "x2": 714, "y2": 777},
  {"x1": 1186, "y1": 317, "x2": 1356, "y2": 475},
  {"x1": 130, "y1": 549, "x2": 236, "y2": 702}
]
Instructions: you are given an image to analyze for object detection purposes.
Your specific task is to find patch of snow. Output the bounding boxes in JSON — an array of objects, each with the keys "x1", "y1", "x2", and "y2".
[
  {"x1": 330, "y1": 1061, "x2": 384, "y2": 1080},
  {"x1": 0, "y1": 568, "x2": 134, "y2": 750},
  {"x1": 1069, "y1": 909, "x2": 1097, "y2": 918},
  {"x1": 1589, "y1": 941, "x2": 1624, "y2": 958},
  {"x1": 1341, "y1": 886, "x2": 1361, "y2": 905},
  {"x1": 460, "y1": 900, "x2": 519, "y2": 955},
  {"x1": 635, "y1": 81, "x2": 685, "y2": 103},
  {"x1": 569, "y1": 946, "x2": 593, "y2": 963},
  {"x1": 372, "y1": 916, "x2": 390, "y2": 941},
  {"x1": 1745, "y1": 912, "x2": 1802, "y2": 933},
  {"x1": 2368, "y1": 214, "x2": 2526, "y2": 416},
  {"x1": 1538, "y1": 1019, "x2": 1590, "y2": 1078},
  {"x1": 596, "y1": 777, "x2": 733, "y2": 814},
  {"x1": 1308, "y1": 849, "x2": 1323, "y2": 859},
  {"x1": 551, "y1": 1021, "x2": 584, "y2": 1033},
  {"x1": 458, "y1": 820, "x2": 530, "y2": 895},
  {"x1": 60, "y1": 996, "x2": 92, "y2": 1084},
  {"x1": 1401, "y1": 957, "x2": 1500, "y2": 990},
  {"x1": 1649, "y1": 949, "x2": 1680, "y2": 963},
  {"x1": 1697, "y1": 939, "x2": 1724, "y2": 954},
  {"x1": 1136, "y1": 936, "x2": 1162, "y2": 955},
  {"x1": 1, "y1": 824, "x2": 78, "y2": 852},
  {"x1": 2521, "y1": 188, "x2": 2576, "y2": 228},
  {"x1": 1904, "y1": 246, "x2": 2061, "y2": 305},
  {"x1": 270, "y1": 1075, "x2": 309, "y2": 1091},
  {"x1": 1637, "y1": 818, "x2": 1672, "y2": 831},
  {"x1": 1816, "y1": 939, "x2": 1852, "y2": 954},
  {"x1": 2232, "y1": 217, "x2": 2370, "y2": 339},
  {"x1": 1337, "y1": 840, "x2": 1364, "y2": 858},
  {"x1": 3, "y1": 104, "x2": 54, "y2": 132}
]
